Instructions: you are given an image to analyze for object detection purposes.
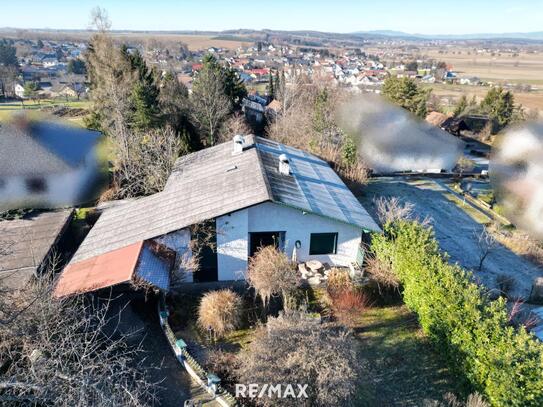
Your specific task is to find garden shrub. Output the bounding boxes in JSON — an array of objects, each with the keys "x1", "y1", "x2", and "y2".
[
  {"x1": 236, "y1": 311, "x2": 359, "y2": 406},
  {"x1": 197, "y1": 289, "x2": 242, "y2": 340},
  {"x1": 246, "y1": 246, "x2": 298, "y2": 308},
  {"x1": 327, "y1": 268, "x2": 353, "y2": 295},
  {"x1": 330, "y1": 288, "x2": 368, "y2": 327},
  {"x1": 371, "y1": 220, "x2": 543, "y2": 407}
]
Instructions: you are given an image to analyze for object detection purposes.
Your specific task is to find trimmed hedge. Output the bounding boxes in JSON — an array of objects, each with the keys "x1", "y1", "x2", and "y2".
[{"x1": 371, "y1": 220, "x2": 543, "y2": 407}]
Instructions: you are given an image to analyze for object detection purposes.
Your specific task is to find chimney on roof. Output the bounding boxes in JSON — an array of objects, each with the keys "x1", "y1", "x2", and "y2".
[
  {"x1": 233, "y1": 134, "x2": 244, "y2": 155},
  {"x1": 279, "y1": 153, "x2": 290, "y2": 176}
]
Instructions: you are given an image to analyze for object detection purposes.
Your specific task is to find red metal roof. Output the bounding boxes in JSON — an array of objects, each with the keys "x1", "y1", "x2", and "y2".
[
  {"x1": 247, "y1": 68, "x2": 269, "y2": 76},
  {"x1": 53, "y1": 241, "x2": 144, "y2": 298}
]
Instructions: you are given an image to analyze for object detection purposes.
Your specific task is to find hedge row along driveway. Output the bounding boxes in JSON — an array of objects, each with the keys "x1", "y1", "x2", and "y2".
[{"x1": 372, "y1": 220, "x2": 543, "y2": 407}]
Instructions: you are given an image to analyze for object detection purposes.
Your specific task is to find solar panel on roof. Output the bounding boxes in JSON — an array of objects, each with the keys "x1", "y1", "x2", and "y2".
[
  {"x1": 135, "y1": 245, "x2": 170, "y2": 291},
  {"x1": 255, "y1": 138, "x2": 380, "y2": 231}
]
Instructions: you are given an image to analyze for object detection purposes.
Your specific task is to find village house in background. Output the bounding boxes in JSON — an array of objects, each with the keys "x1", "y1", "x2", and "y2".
[
  {"x1": 54, "y1": 135, "x2": 380, "y2": 297},
  {"x1": 0, "y1": 118, "x2": 102, "y2": 211}
]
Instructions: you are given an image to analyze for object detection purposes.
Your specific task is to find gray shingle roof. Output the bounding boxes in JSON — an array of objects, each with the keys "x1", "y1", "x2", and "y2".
[
  {"x1": 0, "y1": 209, "x2": 73, "y2": 288},
  {"x1": 71, "y1": 136, "x2": 270, "y2": 263},
  {"x1": 70, "y1": 135, "x2": 379, "y2": 264}
]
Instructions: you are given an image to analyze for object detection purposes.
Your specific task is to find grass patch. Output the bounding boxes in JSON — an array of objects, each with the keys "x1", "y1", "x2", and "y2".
[
  {"x1": 222, "y1": 328, "x2": 254, "y2": 349},
  {"x1": 442, "y1": 191, "x2": 492, "y2": 224},
  {"x1": 0, "y1": 99, "x2": 91, "y2": 124},
  {"x1": 354, "y1": 305, "x2": 464, "y2": 406}
]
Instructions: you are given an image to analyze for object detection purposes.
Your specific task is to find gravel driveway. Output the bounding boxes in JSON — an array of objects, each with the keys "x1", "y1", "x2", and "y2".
[{"x1": 359, "y1": 177, "x2": 543, "y2": 299}]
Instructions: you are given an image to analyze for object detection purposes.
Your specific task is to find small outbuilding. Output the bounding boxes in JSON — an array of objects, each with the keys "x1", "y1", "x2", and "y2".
[{"x1": 0, "y1": 209, "x2": 73, "y2": 289}]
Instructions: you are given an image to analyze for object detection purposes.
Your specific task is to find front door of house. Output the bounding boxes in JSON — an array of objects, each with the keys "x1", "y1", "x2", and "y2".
[
  {"x1": 193, "y1": 220, "x2": 218, "y2": 282},
  {"x1": 249, "y1": 231, "x2": 285, "y2": 257}
]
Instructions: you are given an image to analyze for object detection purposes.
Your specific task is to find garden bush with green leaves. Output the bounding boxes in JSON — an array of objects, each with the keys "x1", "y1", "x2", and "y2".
[{"x1": 371, "y1": 220, "x2": 543, "y2": 407}]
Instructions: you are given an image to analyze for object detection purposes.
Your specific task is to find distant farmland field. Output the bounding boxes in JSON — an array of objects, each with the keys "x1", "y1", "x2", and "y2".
[
  {"x1": 421, "y1": 82, "x2": 543, "y2": 117},
  {"x1": 110, "y1": 33, "x2": 253, "y2": 50},
  {"x1": 1, "y1": 30, "x2": 253, "y2": 51},
  {"x1": 424, "y1": 48, "x2": 543, "y2": 85}
]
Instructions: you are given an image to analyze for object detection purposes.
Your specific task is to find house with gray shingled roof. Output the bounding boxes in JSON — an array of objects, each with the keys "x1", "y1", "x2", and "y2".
[
  {"x1": 0, "y1": 119, "x2": 102, "y2": 211},
  {"x1": 55, "y1": 135, "x2": 379, "y2": 296}
]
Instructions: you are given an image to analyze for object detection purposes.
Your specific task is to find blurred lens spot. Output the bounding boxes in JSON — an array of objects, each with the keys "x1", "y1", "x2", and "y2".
[
  {"x1": 490, "y1": 123, "x2": 543, "y2": 239},
  {"x1": 337, "y1": 94, "x2": 464, "y2": 173}
]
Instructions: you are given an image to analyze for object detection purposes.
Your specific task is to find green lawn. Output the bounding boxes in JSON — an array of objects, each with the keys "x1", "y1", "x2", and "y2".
[
  {"x1": 354, "y1": 305, "x2": 465, "y2": 406},
  {"x1": 0, "y1": 99, "x2": 90, "y2": 125}
]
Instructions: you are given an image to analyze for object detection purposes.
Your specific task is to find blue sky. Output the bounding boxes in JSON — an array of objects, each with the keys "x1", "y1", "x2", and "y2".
[{"x1": 1, "y1": 0, "x2": 542, "y2": 34}]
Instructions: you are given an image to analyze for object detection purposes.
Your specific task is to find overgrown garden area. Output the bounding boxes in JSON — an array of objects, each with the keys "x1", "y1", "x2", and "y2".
[
  {"x1": 163, "y1": 193, "x2": 543, "y2": 406},
  {"x1": 164, "y1": 244, "x2": 478, "y2": 406}
]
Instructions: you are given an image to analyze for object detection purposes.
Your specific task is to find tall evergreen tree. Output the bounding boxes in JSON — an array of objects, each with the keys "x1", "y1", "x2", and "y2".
[
  {"x1": 453, "y1": 95, "x2": 468, "y2": 117},
  {"x1": 268, "y1": 71, "x2": 275, "y2": 99},
  {"x1": 224, "y1": 67, "x2": 247, "y2": 109},
  {"x1": 0, "y1": 40, "x2": 18, "y2": 67},
  {"x1": 481, "y1": 86, "x2": 519, "y2": 131},
  {"x1": 159, "y1": 71, "x2": 200, "y2": 151},
  {"x1": 120, "y1": 47, "x2": 161, "y2": 130},
  {"x1": 200, "y1": 54, "x2": 246, "y2": 110},
  {"x1": 382, "y1": 76, "x2": 429, "y2": 118},
  {"x1": 274, "y1": 71, "x2": 281, "y2": 99}
]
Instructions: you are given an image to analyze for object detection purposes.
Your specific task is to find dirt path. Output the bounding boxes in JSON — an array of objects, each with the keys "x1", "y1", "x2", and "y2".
[
  {"x1": 134, "y1": 298, "x2": 221, "y2": 407},
  {"x1": 359, "y1": 177, "x2": 543, "y2": 299}
]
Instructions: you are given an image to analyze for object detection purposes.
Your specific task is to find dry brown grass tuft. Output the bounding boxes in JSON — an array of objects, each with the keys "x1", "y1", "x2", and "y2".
[
  {"x1": 197, "y1": 289, "x2": 243, "y2": 340},
  {"x1": 490, "y1": 226, "x2": 543, "y2": 267},
  {"x1": 327, "y1": 268, "x2": 353, "y2": 295},
  {"x1": 444, "y1": 392, "x2": 489, "y2": 407},
  {"x1": 326, "y1": 269, "x2": 369, "y2": 326},
  {"x1": 246, "y1": 246, "x2": 298, "y2": 308}
]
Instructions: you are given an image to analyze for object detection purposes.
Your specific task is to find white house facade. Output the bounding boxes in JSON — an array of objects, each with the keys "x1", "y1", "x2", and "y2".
[{"x1": 216, "y1": 202, "x2": 363, "y2": 281}]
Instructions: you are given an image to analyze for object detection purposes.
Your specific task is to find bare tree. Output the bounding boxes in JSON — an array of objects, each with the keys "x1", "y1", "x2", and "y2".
[
  {"x1": 190, "y1": 67, "x2": 231, "y2": 146},
  {"x1": 266, "y1": 79, "x2": 369, "y2": 185},
  {"x1": 374, "y1": 196, "x2": 415, "y2": 226},
  {"x1": 112, "y1": 126, "x2": 183, "y2": 198},
  {"x1": 218, "y1": 112, "x2": 251, "y2": 143},
  {"x1": 365, "y1": 255, "x2": 400, "y2": 294},
  {"x1": 0, "y1": 276, "x2": 157, "y2": 406},
  {"x1": 85, "y1": 7, "x2": 134, "y2": 164},
  {"x1": 456, "y1": 155, "x2": 476, "y2": 176},
  {"x1": 64, "y1": 73, "x2": 85, "y2": 100},
  {"x1": 246, "y1": 246, "x2": 298, "y2": 309},
  {"x1": 236, "y1": 311, "x2": 359, "y2": 406},
  {"x1": 474, "y1": 225, "x2": 497, "y2": 271},
  {"x1": 0, "y1": 66, "x2": 18, "y2": 99},
  {"x1": 89, "y1": 6, "x2": 112, "y2": 32}
]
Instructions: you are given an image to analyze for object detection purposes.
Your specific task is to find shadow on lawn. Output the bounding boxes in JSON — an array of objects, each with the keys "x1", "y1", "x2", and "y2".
[{"x1": 354, "y1": 305, "x2": 468, "y2": 407}]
